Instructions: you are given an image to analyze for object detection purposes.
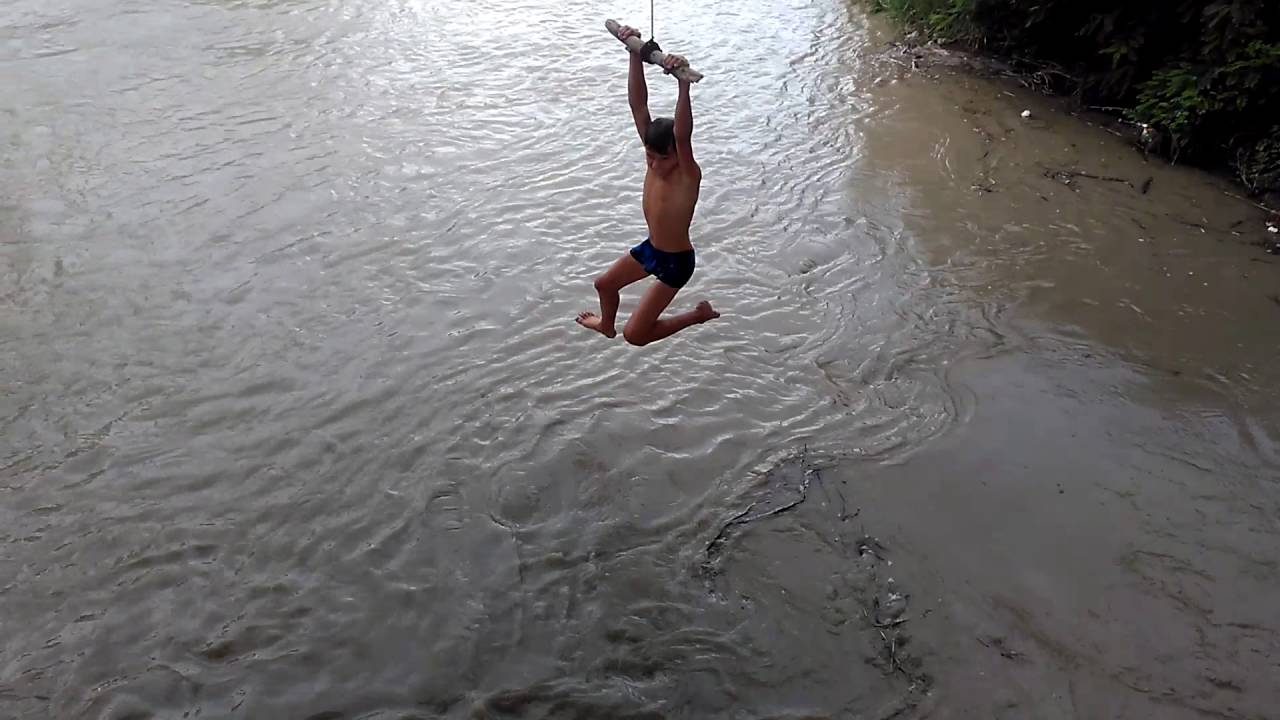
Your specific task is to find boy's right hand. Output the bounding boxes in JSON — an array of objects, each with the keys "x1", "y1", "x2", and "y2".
[{"x1": 661, "y1": 53, "x2": 689, "y2": 75}]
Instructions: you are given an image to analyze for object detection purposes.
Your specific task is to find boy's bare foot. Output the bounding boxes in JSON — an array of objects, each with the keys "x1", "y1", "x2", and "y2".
[
  {"x1": 576, "y1": 311, "x2": 617, "y2": 338},
  {"x1": 694, "y1": 301, "x2": 720, "y2": 323}
]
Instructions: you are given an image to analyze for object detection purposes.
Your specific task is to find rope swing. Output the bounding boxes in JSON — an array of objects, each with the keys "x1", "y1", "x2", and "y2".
[{"x1": 604, "y1": 17, "x2": 705, "y2": 84}]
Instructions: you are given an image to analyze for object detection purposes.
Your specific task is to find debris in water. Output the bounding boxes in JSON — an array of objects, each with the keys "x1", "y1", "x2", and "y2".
[
  {"x1": 978, "y1": 634, "x2": 1025, "y2": 662},
  {"x1": 704, "y1": 449, "x2": 816, "y2": 562},
  {"x1": 1140, "y1": 123, "x2": 1157, "y2": 150},
  {"x1": 1041, "y1": 165, "x2": 1133, "y2": 188},
  {"x1": 1020, "y1": 109, "x2": 1032, "y2": 119},
  {"x1": 1263, "y1": 220, "x2": 1280, "y2": 253}
]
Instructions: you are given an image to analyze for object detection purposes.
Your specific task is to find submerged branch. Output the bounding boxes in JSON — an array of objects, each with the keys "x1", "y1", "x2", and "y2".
[
  {"x1": 1041, "y1": 165, "x2": 1134, "y2": 188},
  {"x1": 705, "y1": 449, "x2": 819, "y2": 559}
]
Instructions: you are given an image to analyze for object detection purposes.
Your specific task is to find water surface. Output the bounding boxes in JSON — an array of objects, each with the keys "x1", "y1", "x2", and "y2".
[{"x1": 3, "y1": 0, "x2": 1278, "y2": 717}]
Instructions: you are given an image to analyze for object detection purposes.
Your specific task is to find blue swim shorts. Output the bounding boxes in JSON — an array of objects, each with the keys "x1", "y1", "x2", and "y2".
[{"x1": 630, "y1": 238, "x2": 696, "y2": 289}]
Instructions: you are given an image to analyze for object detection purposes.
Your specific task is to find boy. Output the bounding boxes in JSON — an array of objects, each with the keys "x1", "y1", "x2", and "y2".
[{"x1": 576, "y1": 25, "x2": 719, "y2": 346}]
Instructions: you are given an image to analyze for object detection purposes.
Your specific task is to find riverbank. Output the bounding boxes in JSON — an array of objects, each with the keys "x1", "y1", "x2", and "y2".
[
  {"x1": 827, "y1": 26, "x2": 1280, "y2": 715},
  {"x1": 866, "y1": 0, "x2": 1280, "y2": 210},
  {"x1": 864, "y1": 16, "x2": 1280, "y2": 255}
]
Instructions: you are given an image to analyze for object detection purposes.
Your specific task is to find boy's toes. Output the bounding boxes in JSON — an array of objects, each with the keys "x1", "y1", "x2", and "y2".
[{"x1": 576, "y1": 312, "x2": 617, "y2": 338}]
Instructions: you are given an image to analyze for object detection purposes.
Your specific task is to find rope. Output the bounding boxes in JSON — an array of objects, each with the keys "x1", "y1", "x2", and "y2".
[{"x1": 650, "y1": 0, "x2": 655, "y2": 38}]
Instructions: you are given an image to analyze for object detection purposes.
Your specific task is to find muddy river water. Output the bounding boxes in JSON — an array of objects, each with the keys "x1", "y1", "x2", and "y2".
[{"x1": 3, "y1": 0, "x2": 1279, "y2": 717}]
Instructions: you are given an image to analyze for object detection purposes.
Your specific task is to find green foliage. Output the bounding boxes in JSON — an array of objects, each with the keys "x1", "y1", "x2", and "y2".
[
  {"x1": 1236, "y1": 128, "x2": 1280, "y2": 194},
  {"x1": 870, "y1": 0, "x2": 980, "y2": 44},
  {"x1": 925, "y1": 0, "x2": 981, "y2": 43},
  {"x1": 1131, "y1": 40, "x2": 1280, "y2": 157},
  {"x1": 1131, "y1": 64, "x2": 1211, "y2": 156},
  {"x1": 870, "y1": 0, "x2": 1280, "y2": 192}
]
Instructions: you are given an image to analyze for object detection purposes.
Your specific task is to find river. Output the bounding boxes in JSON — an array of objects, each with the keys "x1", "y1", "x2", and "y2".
[{"x1": 2, "y1": 0, "x2": 1278, "y2": 718}]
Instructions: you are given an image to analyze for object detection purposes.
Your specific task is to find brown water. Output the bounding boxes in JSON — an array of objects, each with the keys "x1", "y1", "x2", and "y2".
[{"x1": 3, "y1": 0, "x2": 1278, "y2": 718}]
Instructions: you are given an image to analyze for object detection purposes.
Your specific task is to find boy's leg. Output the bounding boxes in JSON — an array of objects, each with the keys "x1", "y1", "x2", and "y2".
[
  {"x1": 577, "y1": 252, "x2": 650, "y2": 338},
  {"x1": 622, "y1": 281, "x2": 719, "y2": 346}
]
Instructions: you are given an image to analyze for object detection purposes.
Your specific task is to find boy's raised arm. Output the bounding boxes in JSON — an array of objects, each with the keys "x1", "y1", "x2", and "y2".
[
  {"x1": 663, "y1": 55, "x2": 696, "y2": 171},
  {"x1": 619, "y1": 26, "x2": 651, "y2": 141},
  {"x1": 674, "y1": 77, "x2": 694, "y2": 167}
]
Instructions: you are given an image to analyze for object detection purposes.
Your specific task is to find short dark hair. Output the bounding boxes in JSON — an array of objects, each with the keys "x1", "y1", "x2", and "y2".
[{"x1": 645, "y1": 117, "x2": 676, "y2": 155}]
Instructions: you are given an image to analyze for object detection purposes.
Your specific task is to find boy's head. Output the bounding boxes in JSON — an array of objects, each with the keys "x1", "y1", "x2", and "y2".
[{"x1": 644, "y1": 117, "x2": 679, "y2": 176}]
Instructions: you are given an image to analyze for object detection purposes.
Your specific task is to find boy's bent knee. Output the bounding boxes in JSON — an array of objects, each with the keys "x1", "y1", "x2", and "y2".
[
  {"x1": 594, "y1": 275, "x2": 618, "y2": 293},
  {"x1": 623, "y1": 327, "x2": 651, "y2": 346}
]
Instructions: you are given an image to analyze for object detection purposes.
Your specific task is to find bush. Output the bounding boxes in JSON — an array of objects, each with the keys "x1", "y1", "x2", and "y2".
[
  {"x1": 1237, "y1": 128, "x2": 1280, "y2": 195},
  {"x1": 870, "y1": 0, "x2": 981, "y2": 44}
]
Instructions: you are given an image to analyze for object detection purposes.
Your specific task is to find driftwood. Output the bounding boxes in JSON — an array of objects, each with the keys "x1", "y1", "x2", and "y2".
[
  {"x1": 1040, "y1": 165, "x2": 1134, "y2": 189},
  {"x1": 605, "y1": 19, "x2": 705, "y2": 84},
  {"x1": 1223, "y1": 189, "x2": 1278, "y2": 215},
  {"x1": 704, "y1": 468, "x2": 812, "y2": 558}
]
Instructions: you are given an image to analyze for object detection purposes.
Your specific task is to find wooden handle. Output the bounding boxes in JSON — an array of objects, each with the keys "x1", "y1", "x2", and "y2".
[{"x1": 605, "y1": 18, "x2": 705, "y2": 83}]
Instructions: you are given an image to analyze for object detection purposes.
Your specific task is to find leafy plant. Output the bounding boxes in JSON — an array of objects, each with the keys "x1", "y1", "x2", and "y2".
[
  {"x1": 1131, "y1": 64, "x2": 1211, "y2": 158},
  {"x1": 870, "y1": 0, "x2": 982, "y2": 44}
]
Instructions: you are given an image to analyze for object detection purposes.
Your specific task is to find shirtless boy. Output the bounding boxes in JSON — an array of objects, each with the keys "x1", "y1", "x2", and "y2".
[{"x1": 576, "y1": 25, "x2": 719, "y2": 346}]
